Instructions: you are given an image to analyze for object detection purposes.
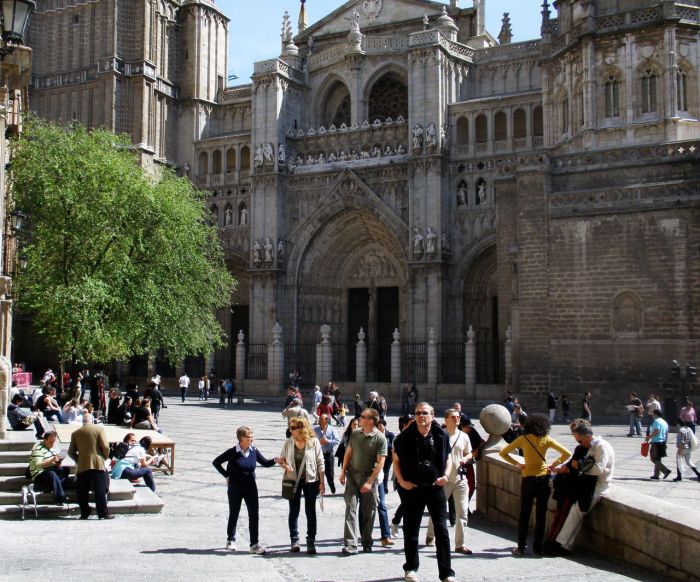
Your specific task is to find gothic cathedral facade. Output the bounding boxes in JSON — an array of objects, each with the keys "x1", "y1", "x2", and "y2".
[{"x1": 27, "y1": 0, "x2": 700, "y2": 410}]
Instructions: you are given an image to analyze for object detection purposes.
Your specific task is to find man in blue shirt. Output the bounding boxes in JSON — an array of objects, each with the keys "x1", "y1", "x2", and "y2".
[
  {"x1": 313, "y1": 414, "x2": 339, "y2": 493},
  {"x1": 645, "y1": 409, "x2": 671, "y2": 479}
]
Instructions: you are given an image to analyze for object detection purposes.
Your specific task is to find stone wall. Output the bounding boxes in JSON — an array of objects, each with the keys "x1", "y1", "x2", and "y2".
[{"x1": 479, "y1": 451, "x2": 700, "y2": 581}]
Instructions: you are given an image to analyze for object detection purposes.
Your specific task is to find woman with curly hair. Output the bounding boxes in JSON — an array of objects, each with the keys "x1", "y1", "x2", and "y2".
[
  {"x1": 279, "y1": 416, "x2": 325, "y2": 554},
  {"x1": 499, "y1": 413, "x2": 571, "y2": 556}
]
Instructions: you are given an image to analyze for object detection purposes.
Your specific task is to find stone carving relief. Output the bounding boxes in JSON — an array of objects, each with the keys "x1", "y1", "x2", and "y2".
[
  {"x1": 224, "y1": 204, "x2": 234, "y2": 226},
  {"x1": 263, "y1": 238, "x2": 274, "y2": 263},
  {"x1": 239, "y1": 203, "x2": 249, "y2": 226},
  {"x1": 426, "y1": 227, "x2": 437, "y2": 255},
  {"x1": 457, "y1": 181, "x2": 467, "y2": 206},
  {"x1": 476, "y1": 178, "x2": 487, "y2": 205},
  {"x1": 412, "y1": 227, "x2": 424, "y2": 257},
  {"x1": 252, "y1": 239, "x2": 262, "y2": 266},
  {"x1": 412, "y1": 124, "x2": 424, "y2": 151},
  {"x1": 349, "y1": 249, "x2": 397, "y2": 281},
  {"x1": 612, "y1": 291, "x2": 642, "y2": 336},
  {"x1": 299, "y1": 290, "x2": 342, "y2": 324},
  {"x1": 426, "y1": 123, "x2": 437, "y2": 150},
  {"x1": 362, "y1": 0, "x2": 383, "y2": 22}
]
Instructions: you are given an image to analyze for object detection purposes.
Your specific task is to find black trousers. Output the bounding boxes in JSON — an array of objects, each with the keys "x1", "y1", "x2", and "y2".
[
  {"x1": 518, "y1": 475, "x2": 551, "y2": 552},
  {"x1": 76, "y1": 469, "x2": 110, "y2": 518},
  {"x1": 227, "y1": 482, "x2": 259, "y2": 544},
  {"x1": 322, "y1": 450, "x2": 335, "y2": 493},
  {"x1": 399, "y1": 485, "x2": 454, "y2": 580}
]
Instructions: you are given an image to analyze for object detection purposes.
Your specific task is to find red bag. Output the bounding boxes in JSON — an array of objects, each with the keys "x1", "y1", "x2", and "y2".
[{"x1": 641, "y1": 441, "x2": 650, "y2": 457}]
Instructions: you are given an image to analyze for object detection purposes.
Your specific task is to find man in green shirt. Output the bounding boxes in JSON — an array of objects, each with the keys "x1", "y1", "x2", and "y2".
[
  {"x1": 29, "y1": 431, "x2": 69, "y2": 504},
  {"x1": 339, "y1": 407, "x2": 387, "y2": 554}
]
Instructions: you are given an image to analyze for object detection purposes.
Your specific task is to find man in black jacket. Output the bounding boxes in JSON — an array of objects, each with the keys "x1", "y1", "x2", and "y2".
[{"x1": 393, "y1": 402, "x2": 455, "y2": 582}]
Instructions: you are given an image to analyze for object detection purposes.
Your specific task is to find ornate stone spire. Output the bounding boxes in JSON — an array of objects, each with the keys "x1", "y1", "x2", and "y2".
[
  {"x1": 435, "y1": 6, "x2": 458, "y2": 41},
  {"x1": 540, "y1": 0, "x2": 551, "y2": 35},
  {"x1": 281, "y1": 11, "x2": 298, "y2": 56},
  {"x1": 498, "y1": 12, "x2": 512, "y2": 45},
  {"x1": 298, "y1": 0, "x2": 307, "y2": 34}
]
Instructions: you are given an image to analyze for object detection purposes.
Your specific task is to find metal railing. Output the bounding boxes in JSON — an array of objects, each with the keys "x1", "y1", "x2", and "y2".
[
  {"x1": 401, "y1": 342, "x2": 427, "y2": 384},
  {"x1": 439, "y1": 342, "x2": 465, "y2": 384},
  {"x1": 246, "y1": 343, "x2": 268, "y2": 380}
]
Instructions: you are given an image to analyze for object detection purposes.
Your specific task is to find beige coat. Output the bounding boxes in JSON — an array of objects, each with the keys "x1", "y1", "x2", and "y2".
[
  {"x1": 280, "y1": 438, "x2": 324, "y2": 483},
  {"x1": 68, "y1": 424, "x2": 110, "y2": 474}
]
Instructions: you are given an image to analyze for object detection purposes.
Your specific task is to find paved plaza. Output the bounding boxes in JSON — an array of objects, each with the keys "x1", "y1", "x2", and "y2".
[{"x1": 2, "y1": 395, "x2": 687, "y2": 582}]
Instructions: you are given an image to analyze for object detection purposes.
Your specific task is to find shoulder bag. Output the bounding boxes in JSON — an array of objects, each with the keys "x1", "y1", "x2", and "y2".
[{"x1": 281, "y1": 442, "x2": 307, "y2": 500}]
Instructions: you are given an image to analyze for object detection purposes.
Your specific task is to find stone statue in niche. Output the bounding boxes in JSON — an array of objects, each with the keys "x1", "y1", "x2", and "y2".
[
  {"x1": 263, "y1": 143, "x2": 275, "y2": 167},
  {"x1": 412, "y1": 124, "x2": 424, "y2": 151},
  {"x1": 278, "y1": 143, "x2": 286, "y2": 164},
  {"x1": 239, "y1": 205, "x2": 248, "y2": 226},
  {"x1": 277, "y1": 239, "x2": 285, "y2": 262},
  {"x1": 426, "y1": 227, "x2": 437, "y2": 255},
  {"x1": 412, "y1": 227, "x2": 424, "y2": 257},
  {"x1": 263, "y1": 238, "x2": 274, "y2": 263},
  {"x1": 384, "y1": 145, "x2": 394, "y2": 156},
  {"x1": 328, "y1": 151, "x2": 337, "y2": 162},
  {"x1": 456, "y1": 183, "x2": 467, "y2": 206},
  {"x1": 224, "y1": 206, "x2": 233, "y2": 226},
  {"x1": 252, "y1": 240, "x2": 262, "y2": 265},
  {"x1": 426, "y1": 123, "x2": 437, "y2": 149},
  {"x1": 254, "y1": 145, "x2": 264, "y2": 168},
  {"x1": 397, "y1": 144, "x2": 406, "y2": 155},
  {"x1": 317, "y1": 152, "x2": 326, "y2": 164},
  {"x1": 477, "y1": 179, "x2": 486, "y2": 205},
  {"x1": 372, "y1": 146, "x2": 382, "y2": 158}
]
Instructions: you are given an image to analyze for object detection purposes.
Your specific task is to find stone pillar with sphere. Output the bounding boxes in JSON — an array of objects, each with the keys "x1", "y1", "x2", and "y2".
[
  {"x1": 355, "y1": 327, "x2": 366, "y2": 384},
  {"x1": 476, "y1": 403, "x2": 512, "y2": 514},
  {"x1": 235, "y1": 330, "x2": 246, "y2": 384}
]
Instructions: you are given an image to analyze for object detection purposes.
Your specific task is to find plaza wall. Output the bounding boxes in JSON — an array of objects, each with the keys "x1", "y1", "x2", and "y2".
[{"x1": 479, "y1": 451, "x2": 700, "y2": 581}]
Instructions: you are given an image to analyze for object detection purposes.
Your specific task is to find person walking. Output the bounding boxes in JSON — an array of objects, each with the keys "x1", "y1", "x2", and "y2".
[
  {"x1": 178, "y1": 372, "x2": 190, "y2": 402},
  {"x1": 212, "y1": 425, "x2": 284, "y2": 553},
  {"x1": 646, "y1": 409, "x2": 671, "y2": 479},
  {"x1": 499, "y1": 413, "x2": 570, "y2": 556},
  {"x1": 279, "y1": 417, "x2": 325, "y2": 554},
  {"x1": 426, "y1": 408, "x2": 473, "y2": 555},
  {"x1": 339, "y1": 407, "x2": 387, "y2": 554},
  {"x1": 547, "y1": 391, "x2": 558, "y2": 423},
  {"x1": 68, "y1": 413, "x2": 112, "y2": 520},
  {"x1": 679, "y1": 400, "x2": 697, "y2": 434},
  {"x1": 313, "y1": 414, "x2": 339, "y2": 494},
  {"x1": 673, "y1": 420, "x2": 700, "y2": 482},
  {"x1": 581, "y1": 392, "x2": 592, "y2": 422},
  {"x1": 393, "y1": 402, "x2": 455, "y2": 582},
  {"x1": 645, "y1": 393, "x2": 661, "y2": 435}
]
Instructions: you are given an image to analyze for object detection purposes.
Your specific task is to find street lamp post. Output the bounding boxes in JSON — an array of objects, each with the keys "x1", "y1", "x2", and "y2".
[{"x1": 0, "y1": 0, "x2": 32, "y2": 439}]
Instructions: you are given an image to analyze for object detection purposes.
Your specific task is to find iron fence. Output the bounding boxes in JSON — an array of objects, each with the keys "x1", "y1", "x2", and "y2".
[
  {"x1": 366, "y1": 342, "x2": 391, "y2": 382},
  {"x1": 247, "y1": 343, "x2": 268, "y2": 380},
  {"x1": 332, "y1": 343, "x2": 356, "y2": 382},
  {"x1": 284, "y1": 343, "x2": 316, "y2": 392},
  {"x1": 439, "y1": 342, "x2": 465, "y2": 384},
  {"x1": 476, "y1": 337, "x2": 505, "y2": 384},
  {"x1": 401, "y1": 342, "x2": 427, "y2": 384}
]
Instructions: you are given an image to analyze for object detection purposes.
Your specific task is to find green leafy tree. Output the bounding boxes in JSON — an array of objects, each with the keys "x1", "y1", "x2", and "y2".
[{"x1": 11, "y1": 117, "x2": 235, "y2": 370}]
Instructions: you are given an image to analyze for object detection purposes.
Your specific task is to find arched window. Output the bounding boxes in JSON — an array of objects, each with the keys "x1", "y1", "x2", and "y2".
[
  {"x1": 513, "y1": 109, "x2": 526, "y2": 139},
  {"x1": 456, "y1": 116, "x2": 469, "y2": 145},
  {"x1": 475, "y1": 114, "x2": 488, "y2": 142},
  {"x1": 368, "y1": 72, "x2": 408, "y2": 122},
  {"x1": 226, "y1": 148, "x2": 236, "y2": 173},
  {"x1": 212, "y1": 150, "x2": 222, "y2": 174},
  {"x1": 198, "y1": 151, "x2": 208, "y2": 175},
  {"x1": 677, "y1": 70, "x2": 688, "y2": 112},
  {"x1": 641, "y1": 68, "x2": 658, "y2": 113},
  {"x1": 240, "y1": 146, "x2": 251, "y2": 171},
  {"x1": 532, "y1": 106, "x2": 543, "y2": 136},
  {"x1": 494, "y1": 111, "x2": 507, "y2": 141},
  {"x1": 322, "y1": 80, "x2": 351, "y2": 127},
  {"x1": 604, "y1": 74, "x2": 620, "y2": 117}
]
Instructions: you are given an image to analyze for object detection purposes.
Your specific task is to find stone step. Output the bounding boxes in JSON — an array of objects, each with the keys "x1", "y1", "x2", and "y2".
[
  {"x1": 0, "y1": 486, "x2": 164, "y2": 520},
  {"x1": 0, "y1": 459, "x2": 77, "y2": 477},
  {"x1": 0, "y1": 479, "x2": 135, "y2": 505},
  {"x1": 0, "y1": 451, "x2": 32, "y2": 464},
  {"x1": 0, "y1": 438, "x2": 36, "y2": 452}
]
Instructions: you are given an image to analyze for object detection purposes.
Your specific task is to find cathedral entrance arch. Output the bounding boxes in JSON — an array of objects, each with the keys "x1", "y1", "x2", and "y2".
[
  {"x1": 294, "y1": 207, "x2": 407, "y2": 383},
  {"x1": 463, "y1": 245, "x2": 501, "y2": 383}
]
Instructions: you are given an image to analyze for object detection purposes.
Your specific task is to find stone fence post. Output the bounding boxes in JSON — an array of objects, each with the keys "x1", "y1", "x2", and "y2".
[
  {"x1": 427, "y1": 327, "x2": 438, "y2": 386},
  {"x1": 391, "y1": 328, "x2": 401, "y2": 385},
  {"x1": 504, "y1": 325, "x2": 512, "y2": 385},
  {"x1": 355, "y1": 327, "x2": 366, "y2": 384},
  {"x1": 235, "y1": 330, "x2": 246, "y2": 383},
  {"x1": 316, "y1": 324, "x2": 333, "y2": 384},
  {"x1": 268, "y1": 322, "x2": 284, "y2": 386},
  {"x1": 465, "y1": 325, "x2": 476, "y2": 389}
]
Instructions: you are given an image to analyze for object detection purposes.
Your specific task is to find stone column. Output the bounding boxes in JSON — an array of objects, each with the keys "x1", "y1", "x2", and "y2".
[
  {"x1": 316, "y1": 324, "x2": 333, "y2": 385},
  {"x1": 0, "y1": 297, "x2": 11, "y2": 359},
  {"x1": 504, "y1": 325, "x2": 513, "y2": 386},
  {"x1": 427, "y1": 327, "x2": 438, "y2": 387},
  {"x1": 268, "y1": 322, "x2": 284, "y2": 387},
  {"x1": 391, "y1": 328, "x2": 401, "y2": 385},
  {"x1": 235, "y1": 330, "x2": 246, "y2": 383},
  {"x1": 465, "y1": 325, "x2": 476, "y2": 389},
  {"x1": 355, "y1": 327, "x2": 367, "y2": 384},
  {"x1": 0, "y1": 355, "x2": 8, "y2": 439}
]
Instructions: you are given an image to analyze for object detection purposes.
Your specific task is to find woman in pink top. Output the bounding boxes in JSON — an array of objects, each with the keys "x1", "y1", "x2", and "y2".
[{"x1": 679, "y1": 400, "x2": 697, "y2": 434}]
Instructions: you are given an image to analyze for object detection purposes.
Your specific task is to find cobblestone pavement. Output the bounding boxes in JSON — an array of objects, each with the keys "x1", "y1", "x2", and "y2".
[{"x1": 2, "y1": 396, "x2": 675, "y2": 582}]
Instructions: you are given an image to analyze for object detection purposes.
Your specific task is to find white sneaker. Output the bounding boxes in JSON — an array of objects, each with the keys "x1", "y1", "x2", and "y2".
[
  {"x1": 441, "y1": 577, "x2": 457, "y2": 582},
  {"x1": 249, "y1": 544, "x2": 266, "y2": 555},
  {"x1": 404, "y1": 571, "x2": 419, "y2": 582},
  {"x1": 225, "y1": 541, "x2": 236, "y2": 551},
  {"x1": 391, "y1": 522, "x2": 400, "y2": 538}
]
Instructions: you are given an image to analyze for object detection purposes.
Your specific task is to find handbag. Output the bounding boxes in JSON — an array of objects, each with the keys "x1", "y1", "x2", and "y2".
[
  {"x1": 281, "y1": 445, "x2": 306, "y2": 501},
  {"x1": 641, "y1": 441, "x2": 650, "y2": 457},
  {"x1": 20, "y1": 414, "x2": 36, "y2": 427}
]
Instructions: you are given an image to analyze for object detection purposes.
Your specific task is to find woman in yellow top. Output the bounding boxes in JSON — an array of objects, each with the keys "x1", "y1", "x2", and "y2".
[{"x1": 499, "y1": 413, "x2": 571, "y2": 556}]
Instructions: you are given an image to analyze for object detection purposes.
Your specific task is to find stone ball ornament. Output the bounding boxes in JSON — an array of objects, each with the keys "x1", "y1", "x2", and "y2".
[{"x1": 479, "y1": 403, "x2": 511, "y2": 442}]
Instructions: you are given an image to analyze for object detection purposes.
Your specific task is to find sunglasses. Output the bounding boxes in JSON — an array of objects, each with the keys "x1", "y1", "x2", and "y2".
[{"x1": 415, "y1": 411, "x2": 431, "y2": 416}]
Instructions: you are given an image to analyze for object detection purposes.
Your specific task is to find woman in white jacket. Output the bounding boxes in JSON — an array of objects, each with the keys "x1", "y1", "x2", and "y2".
[{"x1": 280, "y1": 416, "x2": 325, "y2": 554}]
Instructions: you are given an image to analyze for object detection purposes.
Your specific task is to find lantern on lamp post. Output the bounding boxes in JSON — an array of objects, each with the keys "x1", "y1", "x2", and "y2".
[{"x1": 0, "y1": 0, "x2": 34, "y2": 57}]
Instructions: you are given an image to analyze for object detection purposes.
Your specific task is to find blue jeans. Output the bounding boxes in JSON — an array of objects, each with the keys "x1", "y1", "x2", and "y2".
[
  {"x1": 629, "y1": 414, "x2": 642, "y2": 436},
  {"x1": 121, "y1": 466, "x2": 156, "y2": 492},
  {"x1": 43, "y1": 410, "x2": 66, "y2": 424},
  {"x1": 34, "y1": 467, "x2": 69, "y2": 501},
  {"x1": 377, "y1": 482, "x2": 391, "y2": 539},
  {"x1": 288, "y1": 479, "x2": 319, "y2": 542}
]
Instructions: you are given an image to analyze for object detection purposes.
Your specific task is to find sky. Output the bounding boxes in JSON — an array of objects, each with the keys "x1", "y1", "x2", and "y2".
[{"x1": 219, "y1": 0, "x2": 550, "y2": 83}]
